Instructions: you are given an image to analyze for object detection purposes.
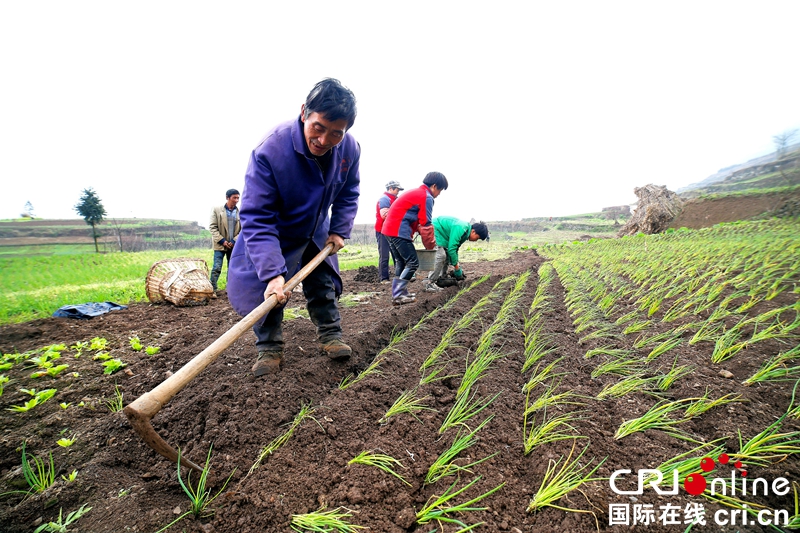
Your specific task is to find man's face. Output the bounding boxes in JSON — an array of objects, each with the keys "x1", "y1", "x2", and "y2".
[
  {"x1": 388, "y1": 187, "x2": 400, "y2": 196},
  {"x1": 301, "y1": 106, "x2": 348, "y2": 156},
  {"x1": 468, "y1": 229, "x2": 480, "y2": 242},
  {"x1": 429, "y1": 184, "x2": 443, "y2": 198},
  {"x1": 227, "y1": 194, "x2": 240, "y2": 208}
]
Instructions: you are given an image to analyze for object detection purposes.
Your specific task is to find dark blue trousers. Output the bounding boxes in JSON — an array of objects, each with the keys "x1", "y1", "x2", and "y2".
[
  {"x1": 210, "y1": 249, "x2": 231, "y2": 290},
  {"x1": 376, "y1": 231, "x2": 397, "y2": 281},
  {"x1": 253, "y1": 242, "x2": 341, "y2": 351},
  {"x1": 387, "y1": 236, "x2": 418, "y2": 282}
]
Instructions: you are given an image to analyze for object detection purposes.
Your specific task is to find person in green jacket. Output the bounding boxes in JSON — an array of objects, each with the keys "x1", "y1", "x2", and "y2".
[{"x1": 423, "y1": 217, "x2": 489, "y2": 291}]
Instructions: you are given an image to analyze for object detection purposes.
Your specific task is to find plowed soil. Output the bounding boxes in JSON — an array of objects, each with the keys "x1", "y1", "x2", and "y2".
[
  {"x1": 671, "y1": 191, "x2": 800, "y2": 229},
  {"x1": 1, "y1": 250, "x2": 798, "y2": 533}
]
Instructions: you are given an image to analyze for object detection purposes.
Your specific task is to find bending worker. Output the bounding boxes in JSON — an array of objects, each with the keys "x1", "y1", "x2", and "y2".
[{"x1": 424, "y1": 217, "x2": 489, "y2": 291}]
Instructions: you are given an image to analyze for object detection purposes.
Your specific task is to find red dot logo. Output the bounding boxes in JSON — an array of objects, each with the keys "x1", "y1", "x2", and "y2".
[
  {"x1": 700, "y1": 457, "x2": 715, "y2": 472},
  {"x1": 682, "y1": 453, "x2": 751, "y2": 496},
  {"x1": 684, "y1": 473, "x2": 707, "y2": 496}
]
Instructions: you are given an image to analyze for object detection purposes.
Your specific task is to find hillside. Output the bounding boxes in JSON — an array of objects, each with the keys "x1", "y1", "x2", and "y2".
[
  {"x1": 678, "y1": 142, "x2": 800, "y2": 193},
  {"x1": 671, "y1": 187, "x2": 800, "y2": 229},
  {"x1": 0, "y1": 218, "x2": 209, "y2": 255},
  {"x1": 677, "y1": 147, "x2": 800, "y2": 199},
  {"x1": 661, "y1": 145, "x2": 800, "y2": 230}
]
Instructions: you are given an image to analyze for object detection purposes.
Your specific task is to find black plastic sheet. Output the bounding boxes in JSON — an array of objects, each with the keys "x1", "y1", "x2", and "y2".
[{"x1": 52, "y1": 302, "x2": 128, "y2": 319}]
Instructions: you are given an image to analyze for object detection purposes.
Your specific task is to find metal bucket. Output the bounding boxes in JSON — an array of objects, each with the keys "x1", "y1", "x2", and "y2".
[{"x1": 416, "y1": 249, "x2": 436, "y2": 270}]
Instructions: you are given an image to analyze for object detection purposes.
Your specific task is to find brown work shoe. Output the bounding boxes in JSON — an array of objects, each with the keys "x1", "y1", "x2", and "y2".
[
  {"x1": 252, "y1": 350, "x2": 283, "y2": 377},
  {"x1": 320, "y1": 339, "x2": 351, "y2": 360}
]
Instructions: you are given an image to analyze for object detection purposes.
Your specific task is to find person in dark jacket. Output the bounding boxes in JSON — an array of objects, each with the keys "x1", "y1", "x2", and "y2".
[
  {"x1": 381, "y1": 172, "x2": 448, "y2": 305},
  {"x1": 375, "y1": 180, "x2": 403, "y2": 283},
  {"x1": 227, "y1": 79, "x2": 360, "y2": 377}
]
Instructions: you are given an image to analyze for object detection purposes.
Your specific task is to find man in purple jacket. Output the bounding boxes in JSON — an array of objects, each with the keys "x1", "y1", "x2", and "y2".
[{"x1": 227, "y1": 79, "x2": 360, "y2": 377}]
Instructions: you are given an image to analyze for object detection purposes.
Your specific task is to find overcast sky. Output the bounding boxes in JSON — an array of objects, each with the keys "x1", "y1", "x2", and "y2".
[{"x1": 2, "y1": 1, "x2": 799, "y2": 228}]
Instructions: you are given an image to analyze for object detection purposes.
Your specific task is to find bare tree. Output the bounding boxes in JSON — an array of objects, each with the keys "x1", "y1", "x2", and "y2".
[
  {"x1": 108, "y1": 218, "x2": 127, "y2": 252},
  {"x1": 773, "y1": 129, "x2": 799, "y2": 159},
  {"x1": 345, "y1": 224, "x2": 374, "y2": 246}
]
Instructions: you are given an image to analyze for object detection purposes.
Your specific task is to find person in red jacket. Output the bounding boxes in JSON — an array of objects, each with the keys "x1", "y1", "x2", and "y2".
[
  {"x1": 381, "y1": 172, "x2": 448, "y2": 304},
  {"x1": 375, "y1": 180, "x2": 403, "y2": 283}
]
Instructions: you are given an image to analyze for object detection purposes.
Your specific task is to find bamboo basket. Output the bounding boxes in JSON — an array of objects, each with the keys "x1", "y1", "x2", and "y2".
[{"x1": 145, "y1": 258, "x2": 214, "y2": 306}]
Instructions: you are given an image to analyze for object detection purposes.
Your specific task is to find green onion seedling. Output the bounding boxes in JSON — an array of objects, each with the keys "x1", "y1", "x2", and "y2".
[
  {"x1": 105, "y1": 385, "x2": 124, "y2": 412},
  {"x1": 33, "y1": 504, "x2": 91, "y2": 533},
  {"x1": 290, "y1": 506, "x2": 365, "y2": 532},
  {"x1": 21, "y1": 441, "x2": 56, "y2": 493}
]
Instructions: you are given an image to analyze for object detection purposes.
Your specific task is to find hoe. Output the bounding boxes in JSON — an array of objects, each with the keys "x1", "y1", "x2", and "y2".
[{"x1": 124, "y1": 244, "x2": 334, "y2": 472}]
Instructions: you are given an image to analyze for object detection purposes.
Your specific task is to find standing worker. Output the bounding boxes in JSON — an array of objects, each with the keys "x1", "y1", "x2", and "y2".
[
  {"x1": 227, "y1": 78, "x2": 360, "y2": 377},
  {"x1": 381, "y1": 172, "x2": 448, "y2": 305},
  {"x1": 424, "y1": 217, "x2": 489, "y2": 291},
  {"x1": 375, "y1": 180, "x2": 403, "y2": 284},
  {"x1": 209, "y1": 188, "x2": 241, "y2": 293}
]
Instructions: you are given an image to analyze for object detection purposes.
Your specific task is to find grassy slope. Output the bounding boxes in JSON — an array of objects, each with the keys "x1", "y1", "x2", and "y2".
[{"x1": 0, "y1": 231, "x2": 582, "y2": 325}]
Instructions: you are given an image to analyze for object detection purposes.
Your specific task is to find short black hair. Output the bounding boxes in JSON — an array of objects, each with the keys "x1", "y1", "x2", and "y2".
[
  {"x1": 226, "y1": 189, "x2": 240, "y2": 198},
  {"x1": 304, "y1": 78, "x2": 358, "y2": 130},
  {"x1": 472, "y1": 221, "x2": 489, "y2": 240},
  {"x1": 423, "y1": 171, "x2": 448, "y2": 191}
]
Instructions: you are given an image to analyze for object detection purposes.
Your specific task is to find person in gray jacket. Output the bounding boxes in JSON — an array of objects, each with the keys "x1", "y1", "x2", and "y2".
[{"x1": 209, "y1": 189, "x2": 241, "y2": 291}]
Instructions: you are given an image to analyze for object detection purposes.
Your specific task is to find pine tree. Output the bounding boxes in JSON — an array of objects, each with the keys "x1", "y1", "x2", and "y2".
[{"x1": 74, "y1": 188, "x2": 107, "y2": 253}]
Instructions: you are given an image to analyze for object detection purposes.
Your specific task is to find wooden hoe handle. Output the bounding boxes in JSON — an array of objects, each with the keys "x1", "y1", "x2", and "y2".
[{"x1": 124, "y1": 243, "x2": 335, "y2": 472}]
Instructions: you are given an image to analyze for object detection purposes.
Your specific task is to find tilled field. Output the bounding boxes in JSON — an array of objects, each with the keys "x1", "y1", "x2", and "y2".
[{"x1": 1, "y1": 249, "x2": 798, "y2": 533}]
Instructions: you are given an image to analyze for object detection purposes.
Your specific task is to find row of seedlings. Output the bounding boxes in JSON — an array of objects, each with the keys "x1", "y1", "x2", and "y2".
[
  {"x1": 243, "y1": 275, "x2": 494, "y2": 531},
  {"x1": 520, "y1": 262, "x2": 605, "y2": 527},
  {"x1": 539, "y1": 219, "x2": 800, "y2": 524},
  {"x1": 335, "y1": 273, "x2": 525, "y2": 530},
  {"x1": 414, "y1": 273, "x2": 530, "y2": 530}
]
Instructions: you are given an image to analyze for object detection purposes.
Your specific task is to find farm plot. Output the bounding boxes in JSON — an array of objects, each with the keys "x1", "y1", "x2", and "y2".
[{"x1": 0, "y1": 219, "x2": 799, "y2": 533}]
